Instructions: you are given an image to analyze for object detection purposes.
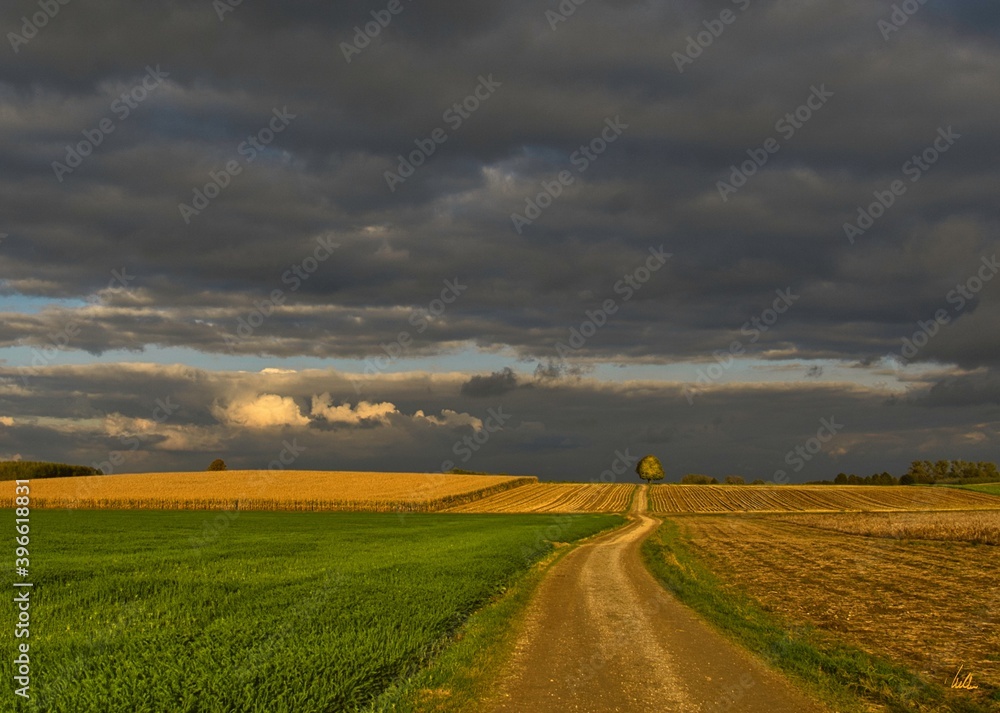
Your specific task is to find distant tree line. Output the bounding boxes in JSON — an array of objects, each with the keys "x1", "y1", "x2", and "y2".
[
  {"x1": 820, "y1": 461, "x2": 999, "y2": 486},
  {"x1": 676, "y1": 459, "x2": 999, "y2": 486},
  {"x1": 900, "y1": 460, "x2": 1000, "y2": 485},
  {"x1": 0, "y1": 461, "x2": 101, "y2": 480},
  {"x1": 680, "y1": 474, "x2": 766, "y2": 485},
  {"x1": 832, "y1": 472, "x2": 899, "y2": 486}
]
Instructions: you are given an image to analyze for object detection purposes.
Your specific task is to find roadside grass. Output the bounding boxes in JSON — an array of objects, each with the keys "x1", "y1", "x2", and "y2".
[
  {"x1": 641, "y1": 517, "x2": 996, "y2": 713},
  {"x1": 4, "y1": 509, "x2": 622, "y2": 713}
]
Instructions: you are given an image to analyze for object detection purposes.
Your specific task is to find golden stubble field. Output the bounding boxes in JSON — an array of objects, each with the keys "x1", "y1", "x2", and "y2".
[
  {"x1": 776, "y1": 509, "x2": 1000, "y2": 545},
  {"x1": 672, "y1": 513, "x2": 1000, "y2": 694},
  {"x1": 4, "y1": 470, "x2": 536, "y2": 512},
  {"x1": 445, "y1": 482, "x2": 636, "y2": 513}
]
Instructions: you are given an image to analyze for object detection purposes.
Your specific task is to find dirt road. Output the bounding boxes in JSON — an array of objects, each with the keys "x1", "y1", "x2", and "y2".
[{"x1": 489, "y1": 486, "x2": 828, "y2": 713}]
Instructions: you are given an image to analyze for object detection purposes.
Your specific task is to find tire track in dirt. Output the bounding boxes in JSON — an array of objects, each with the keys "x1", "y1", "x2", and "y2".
[{"x1": 489, "y1": 488, "x2": 828, "y2": 712}]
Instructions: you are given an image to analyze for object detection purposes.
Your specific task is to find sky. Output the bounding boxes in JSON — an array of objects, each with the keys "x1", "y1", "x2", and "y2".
[{"x1": 1, "y1": 0, "x2": 998, "y2": 482}]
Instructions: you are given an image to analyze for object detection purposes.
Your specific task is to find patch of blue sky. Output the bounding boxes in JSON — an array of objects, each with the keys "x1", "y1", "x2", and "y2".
[{"x1": 0, "y1": 294, "x2": 91, "y2": 314}]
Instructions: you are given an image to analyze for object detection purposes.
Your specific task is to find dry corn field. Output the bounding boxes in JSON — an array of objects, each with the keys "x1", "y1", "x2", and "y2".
[
  {"x1": 445, "y1": 482, "x2": 636, "y2": 513},
  {"x1": 777, "y1": 509, "x2": 1000, "y2": 545},
  {"x1": 648, "y1": 484, "x2": 1000, "y2": 513},
  {"x1": 672, "y1": 515, "x2": 1000, "y2": 695},
  {"x1": 5, "y1": 471, "x2": 536, "y2": 512}
]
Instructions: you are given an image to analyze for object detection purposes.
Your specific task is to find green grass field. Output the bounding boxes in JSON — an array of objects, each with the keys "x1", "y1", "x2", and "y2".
[
  {"x1": 4, "y1": 510, "x2": 621, "y2": 713},
  {"x1": 953, "y1": 482, "x2": 1000, "y2": 497}
]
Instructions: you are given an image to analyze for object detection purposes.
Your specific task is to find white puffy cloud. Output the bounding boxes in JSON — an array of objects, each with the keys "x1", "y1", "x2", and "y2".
[
  {"x1": 413, "y1": 409, "x2": 483, "y2": 430},
  {"x1": 310, "y1": 394, "x2": 399, "y2": 425},
  {"x1": 310, "y1": 395, "x2": 482, "y2": 430},
  {"x1": 211, "y1": 393, "x2": 310, "y2": 428}
]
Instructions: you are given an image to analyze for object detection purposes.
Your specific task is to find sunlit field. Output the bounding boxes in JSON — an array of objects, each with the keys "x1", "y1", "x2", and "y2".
[{"x1": 4, "y1": 509, "x2": 621, "y2": 713}]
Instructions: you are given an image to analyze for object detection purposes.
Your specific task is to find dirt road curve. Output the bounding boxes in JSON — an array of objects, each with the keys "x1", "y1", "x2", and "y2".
[{"x1": 489, "y1": 486, "x2": 828, "y2": 713}]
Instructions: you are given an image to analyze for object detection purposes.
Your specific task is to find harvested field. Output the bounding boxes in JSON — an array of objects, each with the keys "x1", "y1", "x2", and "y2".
[
  {"x1": 4, "y1": 470, "x2": 536, "y2": 512},
  {"x1": 670, "y1": 515, "x2": 1000, "y2": 696},
  {"x1": 777, "y1": 509, "x2": 1000, "y2": 545},
  {"x1": 648, "y1": 484, "x2": 1000, "y2": 513},
  {"x1": 445, "y1": 482, "x2": 635, "y2": 513}
]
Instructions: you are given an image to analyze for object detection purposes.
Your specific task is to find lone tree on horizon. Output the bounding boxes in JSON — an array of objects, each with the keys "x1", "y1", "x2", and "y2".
[
  {"x1": 207, "y1": 458, "x2": 227, "y2": 471},
  {"x1": 636, "y1": 454, "x2": 665, "y2": 484}
]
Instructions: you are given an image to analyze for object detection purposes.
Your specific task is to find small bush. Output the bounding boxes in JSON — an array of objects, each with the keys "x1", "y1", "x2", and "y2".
[
  {"x1": 207, "y1": 459, "x2": 228, "y2": 472},
  {"x1": 724, "y1": 475, "x2": 746, "y2": 485},
  {"x1": 681, "y1": 474, "x2": 718, "y2": 485}
]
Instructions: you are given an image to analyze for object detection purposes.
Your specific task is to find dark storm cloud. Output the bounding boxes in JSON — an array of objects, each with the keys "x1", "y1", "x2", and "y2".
[
  {"x1": 1, "y1": 0, "x2": 999, "y2": 374},
  {"x1": 1, "y1": 363, "x2": 996, "y2": 480},
  {"x1": 460, "y1": 367, "x2": 519, "y2": 398},
  {"x1": 913, "y1": 370, "x2": 1000, "y2": 407}
]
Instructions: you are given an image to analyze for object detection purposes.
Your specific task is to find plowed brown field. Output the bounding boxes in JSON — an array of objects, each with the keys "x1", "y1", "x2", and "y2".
[
  {"x1": 648, "y1": 485, "x2": 1000, "y2": 513},
  {"x1": 671, "y1": 515, "x2": 1000, "y2": 695}
]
